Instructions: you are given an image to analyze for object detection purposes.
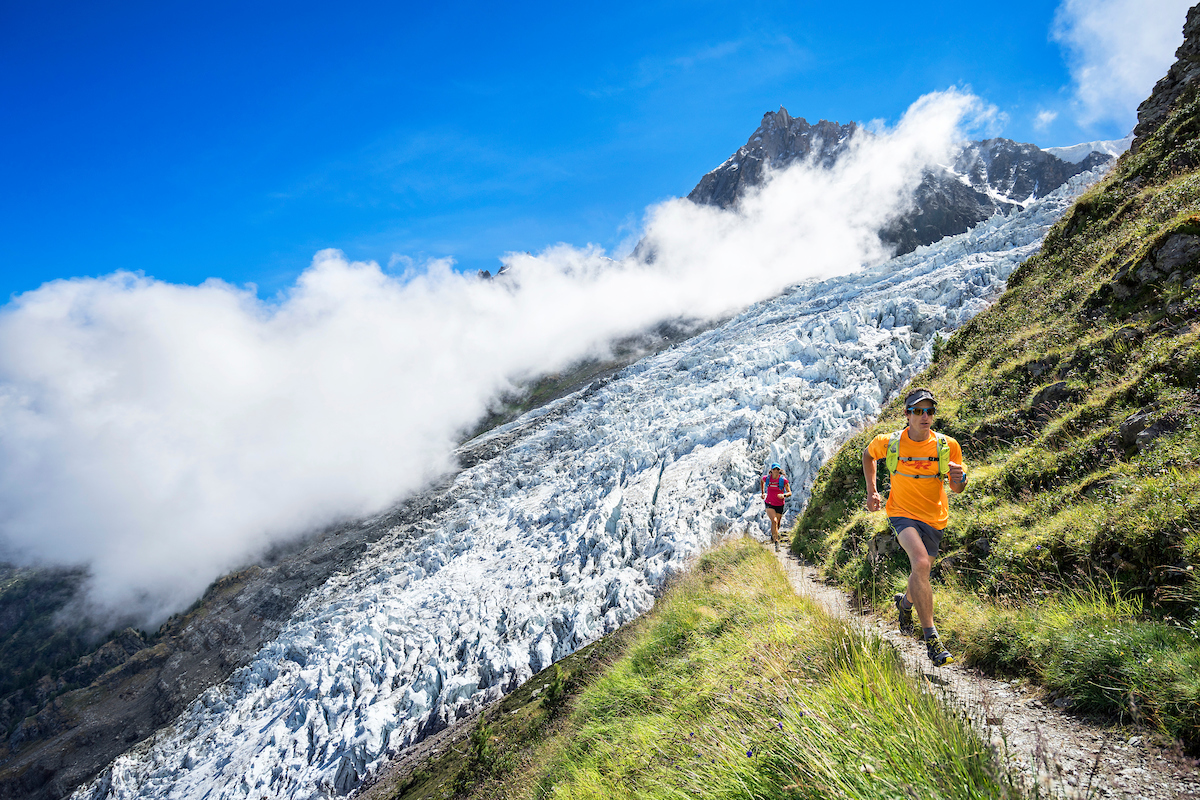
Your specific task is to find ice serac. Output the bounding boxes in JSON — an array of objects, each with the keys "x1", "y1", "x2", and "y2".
[
  {"x1": 71, "y1": 166, "x2": 1111, "y2": 800},
  {"x1": 686, "y1": 107, "x2": 1124, "y2": 256}
]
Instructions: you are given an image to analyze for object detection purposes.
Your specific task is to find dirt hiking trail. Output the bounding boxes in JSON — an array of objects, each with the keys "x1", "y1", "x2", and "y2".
[{"x1": 770, "y1": 545, "x2": 1200, "y2": 800}]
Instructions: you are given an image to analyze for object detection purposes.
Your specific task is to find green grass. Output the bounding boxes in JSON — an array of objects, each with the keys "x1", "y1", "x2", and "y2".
[
  {"x1": 791, "y1": 80, "x2": 1200, "y2": 751},
  {"x1": 382, "y1": 538, "x2": 1024, "y2": 800},
  {"x1": 941, "y1": 583, "x2": 1200, "y2": 736}
]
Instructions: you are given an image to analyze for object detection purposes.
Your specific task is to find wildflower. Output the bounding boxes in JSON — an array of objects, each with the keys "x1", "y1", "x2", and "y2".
[
  {"x1": 777, "y1": 722, "x2": 783, "y2": 730},
  {"x1": 747, "y1": 749, "x2": 754, "y2": 757}
]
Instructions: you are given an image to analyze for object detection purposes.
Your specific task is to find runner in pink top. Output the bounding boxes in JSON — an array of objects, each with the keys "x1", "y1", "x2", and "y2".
[{"x1": 760, "y1": 463, "x2": 792, "y2": 549}]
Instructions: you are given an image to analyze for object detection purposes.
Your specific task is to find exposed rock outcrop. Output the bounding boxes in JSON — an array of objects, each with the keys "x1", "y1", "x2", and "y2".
[{"x1": 1133, "y1": 4, "x2": 1200, "y2": 149}]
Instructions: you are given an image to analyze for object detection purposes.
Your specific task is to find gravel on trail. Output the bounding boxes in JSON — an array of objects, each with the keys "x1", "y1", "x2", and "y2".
[{"x1": 770, "y1": 544, "x2": 1200, "y2": 800}]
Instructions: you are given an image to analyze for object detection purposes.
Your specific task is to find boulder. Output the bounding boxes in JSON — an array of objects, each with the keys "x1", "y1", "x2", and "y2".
[
  {"x1": 969, "y1": 537, "x2": 992, "y2": 557},
  {"x1": 1119, "y1": 411, "x2": 1154, "y2": 446},
  {"x1": 1120, "y1": 410, "x2": 1170, "y2": 452},
  {"x1": 1030, "y1": 382, "x2": 1074, "y2": 420},
  {"x1": 1135, "y1": 422, "x2": 1170, "y2": 452},
  {"x1": 867, "y1": 532, "x2": 899, "y2": 562},
  {"x1": 1153, "y1": 233, "x2": 1200, "y2": 275}
]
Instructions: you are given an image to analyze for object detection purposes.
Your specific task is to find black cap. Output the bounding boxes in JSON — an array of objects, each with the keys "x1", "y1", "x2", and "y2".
[{"x1": 904, "y1": 388, "x2": 937, "y2": 407}]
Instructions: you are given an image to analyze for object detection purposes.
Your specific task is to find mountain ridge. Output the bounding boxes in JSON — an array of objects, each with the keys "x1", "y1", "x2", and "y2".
[{"x1": 687, "y1": 107, "x2": 1121, "y2": 256}]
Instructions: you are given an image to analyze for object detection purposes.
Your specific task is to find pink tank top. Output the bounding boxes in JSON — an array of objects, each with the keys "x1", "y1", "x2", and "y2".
[{"x1": 762, "y1": 474, "x2": 789, "y2": 505}]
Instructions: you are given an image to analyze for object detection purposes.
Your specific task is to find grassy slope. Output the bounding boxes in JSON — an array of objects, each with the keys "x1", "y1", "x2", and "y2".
[
  {"x1": 793, "y1": 85, "x2": 1200, "y2": 750},
  {"x1": 376, "y1": 539, "x2": 1021, "y2": 800}
]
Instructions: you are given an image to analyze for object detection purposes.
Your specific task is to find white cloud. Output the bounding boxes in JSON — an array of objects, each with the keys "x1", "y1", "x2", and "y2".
[
  {"x1": 1052, "y1": 0, "x2": 1192, "y2": 130},
  {"x1": 1034, "y1": 109, "x2": 1059, "y2": 130},
  {"x1": 0, "y1": 89, "x2": 987, "y2": 629}
]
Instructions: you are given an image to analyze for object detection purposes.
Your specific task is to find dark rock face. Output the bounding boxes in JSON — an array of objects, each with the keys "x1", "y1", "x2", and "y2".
[
  {"x1": 1153, "y1": 232, "x2": 1200, "y2": 279},
  {"x1": 954, "y1": 139, "x2": 1108, "y2": 201},
  {"x1": 686, "y1": 108, "x2": 857, "y2": 209},
  {"x1": 1133, "y1": 4, "x2": 1200, "y2": 149},
  {"x1": 1109, "y1": 231, "x2": 1200, "y2": 303},
  {"x1": 687, "y1": 109, "x2": 1114, "y2": 256}
]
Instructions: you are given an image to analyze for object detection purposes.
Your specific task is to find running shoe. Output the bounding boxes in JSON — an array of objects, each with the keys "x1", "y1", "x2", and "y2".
[
  {"x1": 925, "y1": 633, "x2": 955, "y2": 667},
  {"x1": 894, "y1": 593, "x2": 914, "y2": 636}
]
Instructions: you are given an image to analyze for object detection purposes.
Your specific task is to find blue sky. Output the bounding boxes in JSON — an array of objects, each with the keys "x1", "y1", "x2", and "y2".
[{"x1": 0, "y1": 0, "x2": 1189, "y2": 300}]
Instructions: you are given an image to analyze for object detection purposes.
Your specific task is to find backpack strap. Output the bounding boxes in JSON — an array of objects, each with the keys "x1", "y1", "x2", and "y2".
[
  {"x1": 887, "y1": 429, "x2": 948, "y2": 480},
  {"x1": 885, "y1": 431, "x2": 903, "y2": 474}
]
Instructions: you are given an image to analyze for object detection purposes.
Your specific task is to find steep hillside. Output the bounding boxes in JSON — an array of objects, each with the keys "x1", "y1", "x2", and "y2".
[{"x1": 795, "y1": 7, "x2": 1200, "y2": 751}]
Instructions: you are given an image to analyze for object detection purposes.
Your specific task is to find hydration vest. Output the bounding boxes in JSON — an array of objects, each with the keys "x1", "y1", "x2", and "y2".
[
  {"x1": 763, "y1": 475, "x2": 787, "y2": 490},
  {"x1": 885, "y1": 429, "x2": 949, "y2": 479}
]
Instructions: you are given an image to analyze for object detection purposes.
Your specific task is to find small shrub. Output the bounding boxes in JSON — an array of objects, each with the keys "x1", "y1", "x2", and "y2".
[{"x1": 541, "y1": 664, "x2": 566, "y2": 715}]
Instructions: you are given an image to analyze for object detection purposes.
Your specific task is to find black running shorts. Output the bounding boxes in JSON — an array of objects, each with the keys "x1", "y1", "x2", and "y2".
[{"x1": 888, "y1": 516, "x2": 944, "y2": 557}]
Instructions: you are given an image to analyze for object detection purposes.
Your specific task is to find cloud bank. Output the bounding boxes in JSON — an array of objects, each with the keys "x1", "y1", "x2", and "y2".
[
  {"x1": 1053, "y1": 0, "x2": 1192, "y2": 130},
  {"x1": 0, "y1": 89, "x2": 984, "y2": 628}
]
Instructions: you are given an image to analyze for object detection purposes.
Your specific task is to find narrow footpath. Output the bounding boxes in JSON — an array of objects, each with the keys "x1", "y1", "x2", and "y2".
[{"x1": 770, "y1": 545, "x2": 1200, "y2": 800}]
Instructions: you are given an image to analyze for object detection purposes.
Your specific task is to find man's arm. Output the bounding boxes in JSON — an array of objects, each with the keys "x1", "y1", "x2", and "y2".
[
  {"x1": 947, "y1": 441, "x2": 967, "y2": 494},
  {"x1": 948, "y1": 461, "x2": 967, "y2": 493},
  {"x1": 863, "y1": 448, "x2": 884, "y2": 511}
]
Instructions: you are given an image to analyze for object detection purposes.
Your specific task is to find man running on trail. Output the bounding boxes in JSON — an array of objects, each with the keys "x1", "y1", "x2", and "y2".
[
  {"x1": 862, "y1": 387, "x2": 967, "y2": 666},
  {"x1": 761, "y1": 463, "x2": 792, "y2": 550}
]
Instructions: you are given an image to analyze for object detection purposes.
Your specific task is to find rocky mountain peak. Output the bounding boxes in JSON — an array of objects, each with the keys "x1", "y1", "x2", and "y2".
[{"x1": 687, "y1": 107, "x2": 858, "y2": 209}]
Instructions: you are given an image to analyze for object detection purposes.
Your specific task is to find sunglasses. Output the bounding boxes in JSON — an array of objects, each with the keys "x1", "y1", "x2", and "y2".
[{"x1": 906, "y1": 407, "x2": 936, "y2": 417}]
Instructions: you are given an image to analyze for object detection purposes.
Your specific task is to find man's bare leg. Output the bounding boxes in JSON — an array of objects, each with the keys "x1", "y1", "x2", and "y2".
[{"x1": 896, "y1": 525, "x2": 934, "y2": 630}]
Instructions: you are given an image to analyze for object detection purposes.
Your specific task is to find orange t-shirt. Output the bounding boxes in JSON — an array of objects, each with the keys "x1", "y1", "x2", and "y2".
[{"x1": 867, "y1": 428, "x2": 964, "y2": 529}]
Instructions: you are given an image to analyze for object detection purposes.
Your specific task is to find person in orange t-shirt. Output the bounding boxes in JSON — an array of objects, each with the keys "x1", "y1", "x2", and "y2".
[{"x1": 862, "y1": 387, "x2": 967, "y2": 667}]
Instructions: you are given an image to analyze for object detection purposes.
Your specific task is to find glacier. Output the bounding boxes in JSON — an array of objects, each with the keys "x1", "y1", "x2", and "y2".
[{"x1": 74, "y1": 166, "x2": 1107, "y2": 800}]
